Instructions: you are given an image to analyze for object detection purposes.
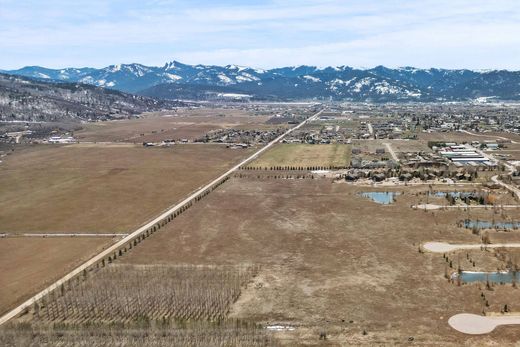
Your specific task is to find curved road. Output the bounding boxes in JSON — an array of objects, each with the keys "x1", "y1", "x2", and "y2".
[
  {"x1": 449, "y1": 313, "x2": 520, "y2": 334},
  {"x1": 0, "y1": 108, "x2": 324, "y2": 326}
]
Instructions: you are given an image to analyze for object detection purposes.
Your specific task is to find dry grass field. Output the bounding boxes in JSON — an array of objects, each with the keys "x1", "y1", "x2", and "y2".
[
  {"x1": 487, "y1": 132, "x2": 520, "y2": 143},
  {"x1": 4, "y1": 107, "x2": 520, "y2": 345},
  {"x1": 249, "y1": 143, "x2": 351, "y2": 169},
  {"x1": 0, "y1": 144, "x2": 253, "y2": 233},
  {"x1": 76, "y1": 108, "x2": 273, "y2": 143},
  {"x1": 117, "y1": 177, "x2": 520, "y2": 346},
  {"x1": 493, "y1": 142, "x2": 520, "y2": 160},
  {"x1": 351, "y1": 139, "x2": 431, "y2": 154},
  {"x1": 0, "y1": 238, "x2": 112, "y2": 315}
]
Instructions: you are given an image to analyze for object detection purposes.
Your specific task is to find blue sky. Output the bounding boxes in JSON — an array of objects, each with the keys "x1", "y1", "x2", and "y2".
[{"x1": 1, "y1": 0, "x2": 519, "y2": 70}]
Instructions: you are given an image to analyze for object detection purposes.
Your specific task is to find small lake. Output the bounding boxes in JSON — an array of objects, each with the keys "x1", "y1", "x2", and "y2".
[
  {"x1": 456, "y1": 271, "x2": 520, "y2": 284},
  {"x1": 359, "y1": 192, "x2": 400, "y2": 205},
  {"x1": 463, "y1": 220, "x2": 519, "y2": 230}
]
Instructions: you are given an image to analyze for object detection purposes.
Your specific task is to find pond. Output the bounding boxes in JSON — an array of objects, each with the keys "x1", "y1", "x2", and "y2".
[
  {"x1": 463, "y1": 220, "x2": 519, "y2": 230},
  {"x1": 455, "y1": 271, "x2": 520, "y2": 284},
  {"x1": 359, "y1": 192, "x2": 400, "y2": 205}
]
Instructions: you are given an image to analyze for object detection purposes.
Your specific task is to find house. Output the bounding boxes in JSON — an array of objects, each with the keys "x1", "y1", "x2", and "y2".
[
  {"x1": 372, "y1": 173, "x2": 386, "y2": 182},
  {"x1": 345, "y1": 172, "x2": 359, "y2": 181},
  {"x1": 399, "y1": 173, "x2": 413, "y2": 181},
  {"x1": 48, "y1": 136, "x2": 76, "y2": 144}
]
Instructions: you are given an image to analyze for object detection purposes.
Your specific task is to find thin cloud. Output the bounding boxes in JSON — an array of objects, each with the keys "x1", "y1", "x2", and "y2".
[{"x1": 0, "y1": 0, "x2": 519, "y2": 69}]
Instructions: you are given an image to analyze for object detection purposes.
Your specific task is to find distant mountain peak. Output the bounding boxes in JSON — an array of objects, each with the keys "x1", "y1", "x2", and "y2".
[{"x1": 5, "y1": 61, "x2": 520, "y2": 102}]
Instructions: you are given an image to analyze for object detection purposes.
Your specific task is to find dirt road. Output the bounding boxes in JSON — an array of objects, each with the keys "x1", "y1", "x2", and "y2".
[{"x1": 384, "y1": 142, "x2": 399, "y2": 162}]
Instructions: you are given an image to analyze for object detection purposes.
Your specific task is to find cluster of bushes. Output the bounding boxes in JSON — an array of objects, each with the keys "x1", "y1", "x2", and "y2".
[
  {"x1": 234, "y1": 173, "x2": 315, "y2": 180},
  {"x1": 242, "y1": 165, "x2": 347, "y2": 171}
]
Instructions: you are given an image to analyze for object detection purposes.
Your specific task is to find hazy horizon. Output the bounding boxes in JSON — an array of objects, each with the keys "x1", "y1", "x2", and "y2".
[{"x1": 5, "y1": 60, "x2": 520, "y2": 73}]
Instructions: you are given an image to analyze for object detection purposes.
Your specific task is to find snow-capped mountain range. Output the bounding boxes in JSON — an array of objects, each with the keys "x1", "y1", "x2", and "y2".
[{"x1": 3, "y1": 61, "x2": 520, "y2": 102}]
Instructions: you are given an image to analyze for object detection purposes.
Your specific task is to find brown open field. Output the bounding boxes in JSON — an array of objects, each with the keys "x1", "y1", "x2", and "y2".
[
  {"x1": 117, "y1": 177, "x2": 520, "y2": 345},
  {"x1": 0, "y1": 237, "x2": 112, "y2": 315},
  {"x1": 0, "y1": 144, "x2": 253, "y2": 233},
  {"x1": 249, "y1": 143, "x2": 351, "y2": 168},
  {"x1": 352, "y1": 139, "x2": 431, "y2": 154},
  {"x1": 487, "y1": 132, "x2": 520, "y2": 143},
  {"x1": 493, "y1": 142, "x2": 520, "y2": 160},
  {"x1": 418, "y1": 131, "x2": 505, "y2": 143},
  {"x1": 389, "y1": 139, "x2": 432, "y2": 153},
  {"x1": 76, "y1": 108, "x2": 273, "y2": 143}
]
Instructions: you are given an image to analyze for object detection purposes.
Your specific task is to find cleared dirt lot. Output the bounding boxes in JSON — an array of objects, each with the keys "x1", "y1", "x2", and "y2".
[
  {"x1": 249, "y1": 143, "x2": 351, "y2": 168},
  {"x1": 0, "y1": 144, "x2": 253, "y2": 233},
  {"x1": 0, "y1": 237, "x2": 112, "y2": 315}
]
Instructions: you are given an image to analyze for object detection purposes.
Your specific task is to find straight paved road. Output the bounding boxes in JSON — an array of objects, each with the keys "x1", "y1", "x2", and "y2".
[{"x1": 0, "y1": 108, "x2": 324, "y2": 326}]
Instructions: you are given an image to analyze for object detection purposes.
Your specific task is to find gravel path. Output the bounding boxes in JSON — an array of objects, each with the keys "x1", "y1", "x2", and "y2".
[
  {"x1": 449, "y1": 313, "x2": 520, "y2": 334},
  {"x1": 423, "y1": 241, "x2": 520, "y2": 253}
]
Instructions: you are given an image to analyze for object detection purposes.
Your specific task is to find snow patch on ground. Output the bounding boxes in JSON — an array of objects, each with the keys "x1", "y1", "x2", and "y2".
[
  {"x1": 80, "y1": 76, "x2": 94, "y2": 84},
  {"x1": 303, "y1": 75, "x2": 321, "y2": 82},
  {"x1": 236, "y1": 73, "x2": 259, "y2": 82},
  {"x1": 164, "y1": 73, "x2": 182, "y2": 81},
  {"x1": 351, "y1": 77, "x2": 373, "y2": 92},
  {"x1": 406, "y1": 90, "x2": 422, "y2": 97},
  {"x1": 217, "y1": 73, "x2": 233, "y2": 84},
  {"x1": 374, "y1": 81, "x2": 400, "y2": 95},
  {"x1": 37, "y1": 72, "x2": 50, "y2": 79},
  {"x1": 217, "y1": 93, "x2": 251, "y2": 99},
  {"x1": 328, "y1": 78, "x2": 356, "y2": 91},
  {"x1": 108, "y1": 64, "x2": 121, "y2": 72}
]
